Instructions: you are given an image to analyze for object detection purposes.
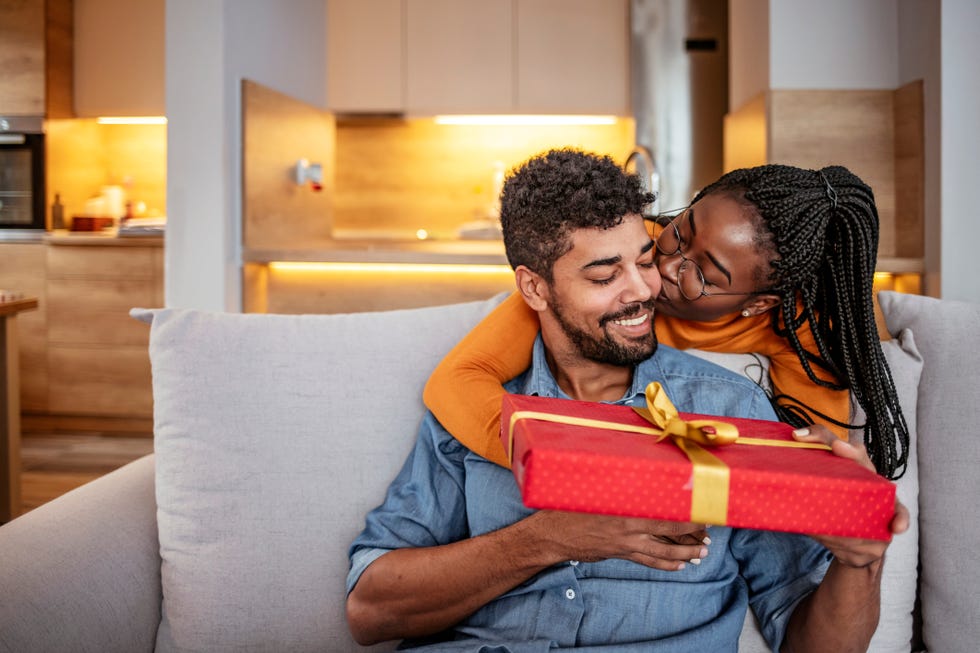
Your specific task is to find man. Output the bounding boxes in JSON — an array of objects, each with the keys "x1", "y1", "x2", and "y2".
[{"x1": 346, "y1": 149, "x2": 907, "y2": 652}]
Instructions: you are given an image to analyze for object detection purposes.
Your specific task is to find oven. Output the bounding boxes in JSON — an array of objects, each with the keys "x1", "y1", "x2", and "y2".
[{"x1": 0, "y1": 116, "x2": 45, "y2": 232}]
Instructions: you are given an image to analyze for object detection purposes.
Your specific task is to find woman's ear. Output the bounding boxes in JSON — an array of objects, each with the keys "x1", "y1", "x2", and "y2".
[
  {"x1": 741, "y1": 293, "x2": 780, "y2": 317},
  {"x1": 514, "y1": 266, "x2": 549, "y2": 312}
]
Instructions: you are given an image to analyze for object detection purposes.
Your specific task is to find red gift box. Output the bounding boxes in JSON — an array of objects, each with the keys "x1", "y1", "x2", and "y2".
[{"x1": 500, "y1": 391, "x2": 896, "y2": 541}]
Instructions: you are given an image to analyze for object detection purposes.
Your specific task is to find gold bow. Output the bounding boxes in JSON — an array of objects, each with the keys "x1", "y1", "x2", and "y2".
[{"x1": 506, "y1": 382, "x2": 830, "y2": 525}]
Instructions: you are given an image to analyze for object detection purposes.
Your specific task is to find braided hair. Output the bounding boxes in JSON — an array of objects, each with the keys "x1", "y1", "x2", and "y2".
[{"x1": 692, "y1": 164, "x2": 910, "y2": 479}]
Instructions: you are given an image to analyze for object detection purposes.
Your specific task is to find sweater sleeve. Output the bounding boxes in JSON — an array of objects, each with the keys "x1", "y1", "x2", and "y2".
[{"x1": 423, "y1": 291, "x2": 539, "y2": 467}]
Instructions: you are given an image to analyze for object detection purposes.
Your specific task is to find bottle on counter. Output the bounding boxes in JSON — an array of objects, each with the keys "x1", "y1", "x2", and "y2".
[{"x1": 51, "y1": 193, "x2": 65, "y2": 230}]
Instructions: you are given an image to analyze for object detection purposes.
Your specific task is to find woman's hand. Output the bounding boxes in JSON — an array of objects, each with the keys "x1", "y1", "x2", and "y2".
[{"x1": 791, "y1": 424, "x2": 909, "y2": 567}]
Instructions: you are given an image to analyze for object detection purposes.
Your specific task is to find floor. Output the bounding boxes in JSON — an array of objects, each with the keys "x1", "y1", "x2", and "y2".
[{"x1": 19, "y1": 432, "x2": 154, "y2": 516}]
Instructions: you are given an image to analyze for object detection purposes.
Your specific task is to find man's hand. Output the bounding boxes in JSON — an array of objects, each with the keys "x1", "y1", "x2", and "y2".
[{"x1": 526, "y1": 511, "x2": 710, "y2": 571}]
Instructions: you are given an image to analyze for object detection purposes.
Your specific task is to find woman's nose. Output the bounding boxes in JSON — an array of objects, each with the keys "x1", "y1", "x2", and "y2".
[{"x1": 657, "y1": 251, "x2": 682, "y2": 285}]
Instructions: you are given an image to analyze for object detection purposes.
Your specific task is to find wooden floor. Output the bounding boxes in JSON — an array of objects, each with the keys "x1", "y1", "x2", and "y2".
[{"x1": 19, "y1": 432, "x2": 154, "y2": 516}]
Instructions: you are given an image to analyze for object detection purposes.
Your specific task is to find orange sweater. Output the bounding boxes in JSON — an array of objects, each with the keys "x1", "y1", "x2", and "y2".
[{"x1": 422, "y1": 291, "x2": 850, "y2": 468}]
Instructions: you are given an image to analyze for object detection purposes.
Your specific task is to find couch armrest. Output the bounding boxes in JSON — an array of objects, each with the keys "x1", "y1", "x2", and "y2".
[{"x1": 0, "y1": 454, "x2": 161, "y2": 653}]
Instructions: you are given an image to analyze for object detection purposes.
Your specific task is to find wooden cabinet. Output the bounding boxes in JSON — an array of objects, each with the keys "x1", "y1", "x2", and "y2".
[
  {"x1": 0, "y1": 244, "x2": 48, "y2": 412},
  {"x1": 404, "y1": 0, "x2": 513, "y2": 114},
  {"x1": 45, "y1": 243, "x2": 163, "y2": 418},
  {"x1": 73, "y1": 0, "x2": 165, "y2": 117},
  {"x1": 0, "y1": 0, "x2": 73, "y2": 117},
  {"x1": 515, "y1": 0, "x2": 629, "y2": 114},
  {"x1": 327, "y1": 0, "x2": 404, "y2": 113},
  {"x1": 327, "y1": 0, "x2": 629, "y2": 115}
]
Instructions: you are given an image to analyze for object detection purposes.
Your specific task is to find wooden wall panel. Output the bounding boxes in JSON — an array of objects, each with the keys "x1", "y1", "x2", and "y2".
[
  {"x1": 0, "y1": 0, "x2": 46, "y2": 115},
  {"x1": 723, "y1": 93, "x2": 767, "y2": 173},
  {"x1": 333, "y1": 118, "x2": 635, "y2": 239},
  {"x1": 768, "y1": 89, "x2": 896, "y2": 257},
  {"x1": 242, "y1": 79, "x2": 335, "y2": 249},
  {"x1": 893, "y1": 80, "x2": 925, "y2": 259}
]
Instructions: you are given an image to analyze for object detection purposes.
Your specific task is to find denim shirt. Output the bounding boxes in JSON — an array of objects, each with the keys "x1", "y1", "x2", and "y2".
[{"x1": 348, "y1": 339, "x2": 832, "y2": 652}]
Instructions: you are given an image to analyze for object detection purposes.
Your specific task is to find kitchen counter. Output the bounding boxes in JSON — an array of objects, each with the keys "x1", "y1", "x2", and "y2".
[
  {"x1": 0, "y1": 230, "x2": 45, "y2": 243},
  {"x1": 44, "y1": 230, "x2": 164, "y2": 247},
  {"x1": 244, "y1": 237, "x2": 508, "y2": 266}
]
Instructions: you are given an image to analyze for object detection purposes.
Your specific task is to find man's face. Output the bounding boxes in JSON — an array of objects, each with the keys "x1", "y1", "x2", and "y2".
[{"x1": 545, "y1": 215, "x2": 662, "y2": 366}]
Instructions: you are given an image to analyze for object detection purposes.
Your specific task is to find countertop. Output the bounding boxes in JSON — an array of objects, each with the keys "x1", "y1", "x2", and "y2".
[
  {"x1": 244, "y1": 237, "x2": 508, "y2": 266},
  {"x1": 44, "y1": 230, "x2": 164, "y2": 247}
]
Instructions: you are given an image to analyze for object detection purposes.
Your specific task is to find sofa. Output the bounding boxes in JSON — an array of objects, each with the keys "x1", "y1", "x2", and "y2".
[{"x1": 0, "y1": 290, "x2": 978, "y2": 653}]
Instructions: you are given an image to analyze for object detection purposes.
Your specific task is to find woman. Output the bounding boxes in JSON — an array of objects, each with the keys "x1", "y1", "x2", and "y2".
[{"x1": 423, "y1": 164, "x2": 909, "y2": 480}]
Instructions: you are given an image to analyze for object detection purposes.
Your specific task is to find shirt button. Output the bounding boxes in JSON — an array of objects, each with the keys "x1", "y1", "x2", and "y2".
[
  {"x1": 569, "y1": 560, "x2": 579, "y2": 566},
  {"x1": 565, "y1": 588, "x2": 576, "y2": 600}
]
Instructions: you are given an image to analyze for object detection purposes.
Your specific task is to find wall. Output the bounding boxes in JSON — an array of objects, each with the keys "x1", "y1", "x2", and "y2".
[
  {"x1": 165, "y1": 0, "x2": 327, "y2": 311},
  {"x1": 939, "y1": 0, "x2": 980, "y2": 303},
  {"x1": 769, "y1": 0, "x2": 898, "y2": 91},
  {"x1": 728, "y1": 0, "x2": 768, "y2": 111},
  {"x1": 897, "y1": 0, "x2": 940, "y2": 297}
]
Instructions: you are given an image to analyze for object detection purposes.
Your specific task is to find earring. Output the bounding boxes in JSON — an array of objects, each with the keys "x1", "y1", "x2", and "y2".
[{"x1": 741, "y1": 309, "x2": 751, "y2": 317}]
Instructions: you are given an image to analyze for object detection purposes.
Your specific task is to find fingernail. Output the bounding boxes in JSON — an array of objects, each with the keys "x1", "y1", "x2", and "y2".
[
  {"x1": 698, "y1": 546, "x2": 708, "y2": 558},
  {"x1": 677, "y1": 562, "x2": 686, "y2": 570},
  {"x1": 702, "y1": 535, "x2": 712, "y2": 546},
  {"x1": 792, "y1": 428, "x2": 810, "y2": 438},
  {"x1": 689, "y1": 557, "x2": 701, "y2": 565}
]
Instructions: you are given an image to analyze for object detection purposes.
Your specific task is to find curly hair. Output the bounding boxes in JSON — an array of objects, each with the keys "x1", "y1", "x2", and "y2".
[
  {"x1": 693, "y1": 164, "x2": 910, "y2": 479},
  {"x1": 500, "y1": 148, "x2": 656, "y2": 280}
]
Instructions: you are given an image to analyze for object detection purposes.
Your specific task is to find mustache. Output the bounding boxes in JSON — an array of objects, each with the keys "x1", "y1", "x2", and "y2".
[{"x1": 599, "y1": 300, "x2": 656, "y2": 326}]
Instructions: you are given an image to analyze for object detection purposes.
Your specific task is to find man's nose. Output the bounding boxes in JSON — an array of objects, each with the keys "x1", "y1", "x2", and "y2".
[{"x1": 623, "y1": 263, "x2": 658, "y2": 302}]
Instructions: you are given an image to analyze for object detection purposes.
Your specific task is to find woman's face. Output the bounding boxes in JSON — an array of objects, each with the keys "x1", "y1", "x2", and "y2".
[{"x1": 653, "y1": 192, "x2": 779, "y2": 322}]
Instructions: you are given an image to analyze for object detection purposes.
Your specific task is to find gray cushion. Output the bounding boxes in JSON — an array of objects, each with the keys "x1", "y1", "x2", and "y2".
[
  {"x1": 879, "y1": 290, "x2": 980, "y2": 653},
  {"x1": 138, "y1": 297, "x2": 504, "y2": 653},
  {"x1": 691, "y1": 337, "x2": 922, "y2": 653}
]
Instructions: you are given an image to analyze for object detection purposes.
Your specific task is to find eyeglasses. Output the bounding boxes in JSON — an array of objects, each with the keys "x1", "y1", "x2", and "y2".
[{"x1": 653, "y1": 215, "x2": 767, "y2": 302}]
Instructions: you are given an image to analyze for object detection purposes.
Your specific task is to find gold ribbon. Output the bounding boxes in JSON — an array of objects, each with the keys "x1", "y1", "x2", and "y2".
[{"x1": 506, "y1": 382, "x2": 830, "y2": 525}]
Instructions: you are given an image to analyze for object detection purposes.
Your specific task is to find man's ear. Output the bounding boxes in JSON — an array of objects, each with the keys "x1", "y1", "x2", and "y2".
[
  {"x1": 740, "y1": 293, "x2": 781, "y2": 317},
  {"x1": 514, "y1": 266, "x2": 550, "y2": 312}
]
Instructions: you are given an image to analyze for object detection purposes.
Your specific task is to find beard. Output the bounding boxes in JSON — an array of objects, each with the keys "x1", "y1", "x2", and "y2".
[{"x1": 550, "y1": 295, "x2": 658, "y2": 367}]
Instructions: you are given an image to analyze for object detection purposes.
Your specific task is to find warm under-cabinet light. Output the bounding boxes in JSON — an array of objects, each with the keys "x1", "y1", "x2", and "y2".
[
  {"x1": 268, "y1": 261, "x2": 513, "y2": 275},
  {"x1": 97, "y1": 116, "x2": 168, "y2": 125},
  {"x1": 434, "y1": 115, "x2": 618, "y2": 126}
]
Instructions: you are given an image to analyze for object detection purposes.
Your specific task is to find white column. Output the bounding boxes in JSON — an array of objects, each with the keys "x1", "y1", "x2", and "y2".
[{"x1": 939, "y1": 0, "x2": 980, "y2": 302}]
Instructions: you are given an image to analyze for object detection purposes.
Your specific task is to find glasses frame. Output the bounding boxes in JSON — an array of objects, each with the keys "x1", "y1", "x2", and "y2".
[{"x1": 651, "y1": 214, "x2": 771, "y2": 302}]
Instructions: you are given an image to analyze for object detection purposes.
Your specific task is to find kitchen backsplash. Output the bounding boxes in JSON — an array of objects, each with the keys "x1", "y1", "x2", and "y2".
[
  {"x1": 45, "y1": 119, "x2": 167, "y2": 226},
  {"x1": 332, "y1": 117, "x2": 635, "y2": 239}
]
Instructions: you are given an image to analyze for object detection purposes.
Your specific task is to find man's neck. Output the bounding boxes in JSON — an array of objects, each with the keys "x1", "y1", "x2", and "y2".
[{"x1": 542, "y1": 344, "x2": 633, "y2": 403}]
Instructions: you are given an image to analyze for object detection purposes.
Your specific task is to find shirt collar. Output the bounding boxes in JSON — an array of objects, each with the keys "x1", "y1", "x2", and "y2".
[{"x1": 519, "y1": 334, "x2": 650, "y2": 405}]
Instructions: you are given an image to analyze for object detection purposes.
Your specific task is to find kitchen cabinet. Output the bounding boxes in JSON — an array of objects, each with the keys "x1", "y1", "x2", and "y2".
[
  {"x1": 404, "y1": 0, "x2": 513, "y2": 114},
  {"x1": 327, "y1": 0, "x2": 629, "y2": 115},
  {"x1": 0, "y1": 0, "x2": 73, "y2": 117},
  {"x1": 0, "y1": 243, "x2": 48, "y2": 412},
  {"x1": 515, "y1": 0, "x2": 629, "y2": 114},
  {"x1": 327, "y1": 0, "x2": 404, "y2": 113},
  {"x1": 73, "y1": 0, "x2": 165, "y2": 117},
  {"x1": 45, "y1": 241, "x2": 163, "y2": 418}
]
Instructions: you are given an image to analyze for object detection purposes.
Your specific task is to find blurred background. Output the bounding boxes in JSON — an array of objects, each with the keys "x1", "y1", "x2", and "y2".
[{"x1": 0, "y1": 0, "x2": 975, "y2": 515}]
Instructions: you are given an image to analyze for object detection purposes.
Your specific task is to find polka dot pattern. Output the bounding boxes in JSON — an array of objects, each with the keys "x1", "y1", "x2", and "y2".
[{"x1": 503, "y1": 394, "x2": 896, "y2": 541}]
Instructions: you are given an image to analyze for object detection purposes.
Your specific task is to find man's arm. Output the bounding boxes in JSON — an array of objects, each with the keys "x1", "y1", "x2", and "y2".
[
  {"x1": 346, "y1": 510, "x2": 711, "y2": 646},
  {"x1": 780, "y1": 427, "x2": 910, "y2": 653}
]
